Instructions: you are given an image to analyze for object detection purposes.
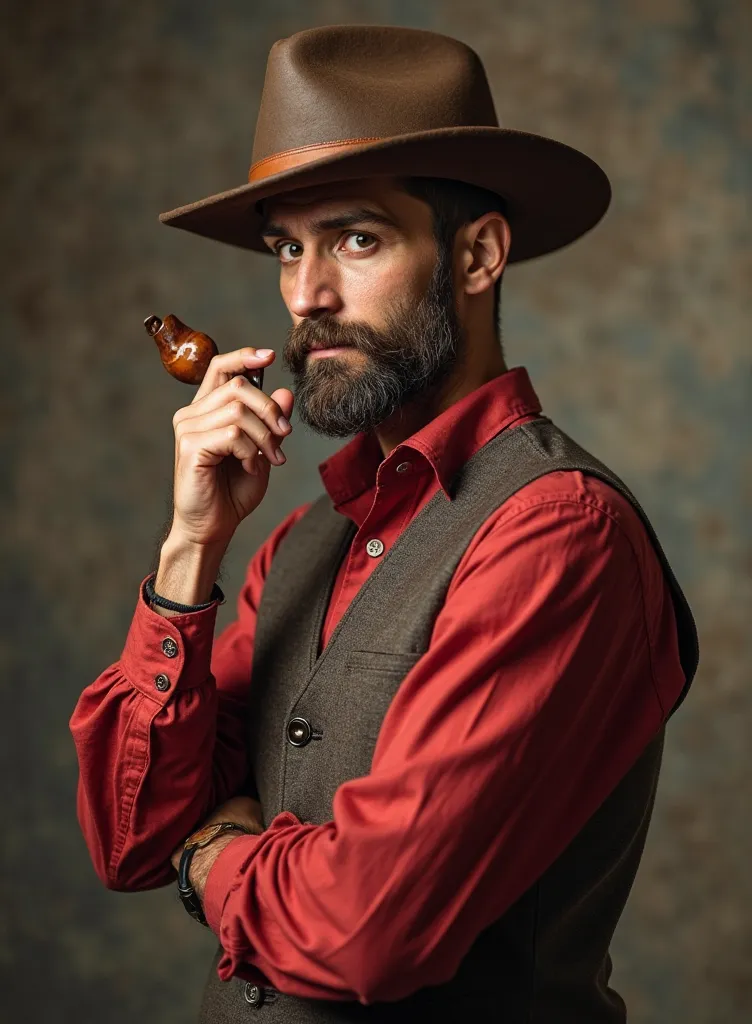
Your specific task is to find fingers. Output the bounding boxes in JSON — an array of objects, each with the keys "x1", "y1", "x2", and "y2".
[
  {"x1": 177, "y1": 421, "x2": 281, "y2": 469},
  {"x1": 176, "y1": 399, "x2": 289, "y2": 466},
  {"x1": 220, "y1": 796, "x2": 263, "y2": 818},
  {"x1": 273, "y1": 386, "x2": 295, "y2": 424},
  {"x1": 220, "y1": 797, "x2": 265, "y2": 834},
  {"x1": 175, "y1": 367, "x2": 294, "y2": 447},
  {"x1": 182, "y1": 371, "x2": 291, "y2": 433},
  {"x1": 191, "y1": 347, "x2": 276, "y2": 405}
]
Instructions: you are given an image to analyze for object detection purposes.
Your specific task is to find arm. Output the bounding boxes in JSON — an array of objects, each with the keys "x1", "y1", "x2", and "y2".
[
  {"x1": 69, "y1": 502, "x2": 311, "y2": 891},
  {"x1": 196, "y1": 493, "x2": 682, "y2": 1004}
]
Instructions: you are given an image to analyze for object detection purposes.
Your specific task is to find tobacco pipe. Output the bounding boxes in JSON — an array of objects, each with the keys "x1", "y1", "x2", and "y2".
[{"x1": 143, "y1": 313, "x2": 264, "y2": 390}]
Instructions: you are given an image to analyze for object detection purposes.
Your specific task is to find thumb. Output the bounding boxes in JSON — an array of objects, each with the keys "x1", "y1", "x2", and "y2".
[{"x1": 271, "y1": 387, "x2": 295, "y2": 422}]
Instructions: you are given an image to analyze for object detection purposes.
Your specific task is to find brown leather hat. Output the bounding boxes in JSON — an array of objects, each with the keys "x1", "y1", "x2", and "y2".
[{"x1": 159, "y1": 24, "x2": 611, "y2": 263}]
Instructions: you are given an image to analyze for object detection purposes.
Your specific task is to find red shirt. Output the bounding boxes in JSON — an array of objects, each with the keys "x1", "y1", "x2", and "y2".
[{"x1": 69, "y1": 366, "x2": 685, "y2": 1003}]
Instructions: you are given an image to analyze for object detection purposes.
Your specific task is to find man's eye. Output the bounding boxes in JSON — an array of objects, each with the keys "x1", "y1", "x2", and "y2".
[
  {"x1": 275, "y1": 241, "x2": 301, "y2": 260},
  {"x1": 275, "y1": 232, "x2": 377, "y2": 261},
  {"x1": 341, "y1": 232, "x2": 377, "y2": 253}
]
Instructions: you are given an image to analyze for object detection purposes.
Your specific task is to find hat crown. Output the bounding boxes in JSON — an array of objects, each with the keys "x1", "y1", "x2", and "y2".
[
  {"x1": 160, "y1": 24, "x2": 611, "y2": 265},
  {"x1": 251, "y1": 25, "x2": 499, "y2": 165}
]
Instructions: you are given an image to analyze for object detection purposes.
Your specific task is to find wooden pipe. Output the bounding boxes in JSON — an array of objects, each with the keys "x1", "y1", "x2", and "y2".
[{"x1": 143, "y1": 313, "x2": 264, "y2": 390}]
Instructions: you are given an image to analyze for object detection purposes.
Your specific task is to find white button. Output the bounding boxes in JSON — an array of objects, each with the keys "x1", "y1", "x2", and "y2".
[
  {"x1": 396, "y1": 461, "x2": 411, "y2": 473},
  {"x1": 366, "y1": 538, "x2": 384, "y2": 557}
]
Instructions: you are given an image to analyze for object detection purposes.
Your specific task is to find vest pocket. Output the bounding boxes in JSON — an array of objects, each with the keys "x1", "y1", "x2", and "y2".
[
  {"x1": 342, "y1": 651, "x2": 424, "y2": 749},
  {"x1": 344, "y1": 649, "x2": 423, "y2": 674}
]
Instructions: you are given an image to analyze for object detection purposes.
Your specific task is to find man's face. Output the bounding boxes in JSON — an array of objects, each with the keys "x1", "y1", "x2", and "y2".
[{"x1": 260, "y1": 176, "x2": 465, "y2": 438}]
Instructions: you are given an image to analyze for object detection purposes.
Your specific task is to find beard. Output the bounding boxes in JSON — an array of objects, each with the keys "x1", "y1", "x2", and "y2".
[{"x1": 280, "y1": 240, "x2": 465, "y2": 438}]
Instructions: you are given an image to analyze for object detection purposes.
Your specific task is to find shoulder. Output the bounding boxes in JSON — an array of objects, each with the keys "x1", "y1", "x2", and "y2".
[
  {"x1": 452, "y1": 467, "x2": 662, "y2": 597},
  {"x1": 502, "y1": 468, "x2": 646, "y2": 536},
  {"x1": 494, "y1": 467, "x2": 653, "y2": 550}
]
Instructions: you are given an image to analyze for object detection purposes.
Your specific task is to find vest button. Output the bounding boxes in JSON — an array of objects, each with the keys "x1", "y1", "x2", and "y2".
[
  {"x1": 396, "y1": 461, "x2": 411, "y2": 473},
  {"x1": 366, "y1": 538, "x2": 384, "y2": 557},
  {"x1": 287, "y1": 717, "x2": 312, "y2": 747},
  {"x1": 243, "y1": 982, "x2": 264, "y2": 1006}
]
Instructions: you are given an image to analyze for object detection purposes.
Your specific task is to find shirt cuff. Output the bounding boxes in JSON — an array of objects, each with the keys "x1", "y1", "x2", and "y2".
[
  {"x1": 202, "y1": 831, "x2": 265, "y2": 937},
  {"x1": 202, "y1": 811, "x2": 302, "y2": 938},
  {"x1": 120, "y1": 572, "x2": 220, "y2": 706}
]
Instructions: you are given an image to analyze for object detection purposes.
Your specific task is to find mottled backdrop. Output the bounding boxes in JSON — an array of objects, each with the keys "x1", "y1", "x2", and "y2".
[{"x1": 2, "y1": 1, "x2": 749, "y2": 1021}]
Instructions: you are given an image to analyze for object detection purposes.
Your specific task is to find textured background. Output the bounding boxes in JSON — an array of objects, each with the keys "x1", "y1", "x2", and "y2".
[{"x1": 2, "y1": 1, "x2": 750, "y2": 1021}]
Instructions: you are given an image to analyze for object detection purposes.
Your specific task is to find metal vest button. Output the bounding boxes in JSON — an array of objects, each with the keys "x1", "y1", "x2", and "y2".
[
  {"x1": 287, "y1": 717, "x2": 312, "y2": 746},
  {"x1": 366, "y1": 538, "x2": 384, "y2": 557},
  {"x1": 243, "y1": 983, "x2": 263, "y2": 1006}
]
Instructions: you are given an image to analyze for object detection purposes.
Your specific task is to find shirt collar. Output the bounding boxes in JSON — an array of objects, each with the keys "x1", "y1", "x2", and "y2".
[{"x1": 318, "y1": 365, "x2": 543, "y2": 507}]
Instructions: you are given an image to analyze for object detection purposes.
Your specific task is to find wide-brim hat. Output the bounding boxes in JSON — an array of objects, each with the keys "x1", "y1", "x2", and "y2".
[{"x1": 159, "y1": 24, "x2": 611, "y2": 263}]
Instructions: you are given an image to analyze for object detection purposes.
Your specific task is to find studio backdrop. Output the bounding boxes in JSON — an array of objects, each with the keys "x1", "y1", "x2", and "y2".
[{"x1": 2, "y1": 2, "x2": 749, "y2": 1022}]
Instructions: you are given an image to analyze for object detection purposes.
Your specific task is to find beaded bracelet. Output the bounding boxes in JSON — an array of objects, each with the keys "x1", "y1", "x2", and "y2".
[{"x1": 145, "y1": 572, "x2": 225, "y2": 613}]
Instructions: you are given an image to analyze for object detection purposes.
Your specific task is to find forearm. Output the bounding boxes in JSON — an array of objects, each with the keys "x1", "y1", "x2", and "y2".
[
  {"x1": 187, "y1": 833, "x2": 241, "y2": 902},
  {"x1": 151, "y1": 531, "x2": 229, "y2": 616}
]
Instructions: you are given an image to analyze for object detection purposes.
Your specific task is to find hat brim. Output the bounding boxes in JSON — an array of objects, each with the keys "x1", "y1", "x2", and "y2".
[{"x1": 158, "y1": 126, "x2": 610, "y2": 263}]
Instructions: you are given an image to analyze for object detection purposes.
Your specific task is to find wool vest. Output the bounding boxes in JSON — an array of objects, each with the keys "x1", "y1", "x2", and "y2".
[{"x1": 198, "y1": 415, "x2": 699, "y2": 1023}]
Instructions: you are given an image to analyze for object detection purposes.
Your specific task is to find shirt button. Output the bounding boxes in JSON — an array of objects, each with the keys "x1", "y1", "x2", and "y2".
[
  {"x1": 396, "y1": 461, "x2": 411, "y2": 473},
  {"x1": 161, "y1": 637, "x2": 179, "y2": 658},
  {"x1": 366, "y1": 538, "x2": 384, "y2": 557},
  {"x1": 287, "y1": 717, "x2": 312, "y2": 747},
  {"x1": 154, "y1": 673, "x2": 170, "y2": 692}
]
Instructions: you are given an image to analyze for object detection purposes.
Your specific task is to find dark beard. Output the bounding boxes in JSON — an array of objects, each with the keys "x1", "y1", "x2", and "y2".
[{"x1": 280, "y1": 241, "x2": 464, "y2": 438}]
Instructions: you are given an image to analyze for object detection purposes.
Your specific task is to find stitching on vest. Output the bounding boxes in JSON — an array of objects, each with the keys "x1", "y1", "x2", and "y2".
[{"x1": 518, "y1": 420, "x2": 551, "y2": 459}]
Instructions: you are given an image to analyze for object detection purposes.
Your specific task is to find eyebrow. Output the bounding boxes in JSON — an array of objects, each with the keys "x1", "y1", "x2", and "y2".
[{"x1": 260, "y1": 207, "x2": 400, "y2": 240}]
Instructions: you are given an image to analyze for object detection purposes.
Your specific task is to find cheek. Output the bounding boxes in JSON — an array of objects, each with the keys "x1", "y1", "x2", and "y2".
[
  {"x1": 279, "y1": 274, "x2": 293, "y2": 304},
  {"x1": 345, "y1": 256, "x2": 429, "y2": 311}
]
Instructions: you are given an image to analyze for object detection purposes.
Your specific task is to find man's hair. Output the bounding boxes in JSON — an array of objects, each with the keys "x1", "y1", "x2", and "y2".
[{"x1": 395, "y1": 177, "x2": 507, "y2": 345}]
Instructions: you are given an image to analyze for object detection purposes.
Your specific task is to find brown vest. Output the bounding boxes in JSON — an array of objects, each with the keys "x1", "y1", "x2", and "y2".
[{"x1": 198, "y1": 415, "x2": 699, "y2": 1023}]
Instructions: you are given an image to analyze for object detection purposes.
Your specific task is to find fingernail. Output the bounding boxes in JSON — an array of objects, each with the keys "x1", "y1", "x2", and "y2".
[
  {"x1": 274, "y1": 447, "x2": 286, "y2": 464},
  {"x1": 277, "y1": 415, "x2": 290, "y2": 433},
  {"x1": 255, "y1": 348, "x2": 273, "y2": 357}
]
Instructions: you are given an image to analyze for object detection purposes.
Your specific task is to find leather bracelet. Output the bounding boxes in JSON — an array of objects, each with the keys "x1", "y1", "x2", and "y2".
[{"x1": 145, "y1": 571, "x2": 225, "y2": 612}]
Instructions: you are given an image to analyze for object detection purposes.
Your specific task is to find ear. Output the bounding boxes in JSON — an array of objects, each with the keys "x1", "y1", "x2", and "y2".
[{"x1": 458, "y1": 212, "x2": 511, "y2": 298}]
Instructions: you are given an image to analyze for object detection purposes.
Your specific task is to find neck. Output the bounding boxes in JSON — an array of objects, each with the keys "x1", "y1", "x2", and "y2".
[{"x1": 374, "y1": 335, "x2": 507, "y2": 458}]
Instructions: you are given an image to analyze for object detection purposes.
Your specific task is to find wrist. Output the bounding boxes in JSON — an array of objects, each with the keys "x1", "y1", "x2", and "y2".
[
  {"x1": 189, "y1": 833, "x2": 241, "y2": 900},
  {"x1": 153, "y1": 532, "x2": 227, "y2": 614}
]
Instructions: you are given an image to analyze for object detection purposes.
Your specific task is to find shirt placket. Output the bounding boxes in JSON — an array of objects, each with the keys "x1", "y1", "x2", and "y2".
[{"x1": 332, "y1": 454, "x2": 428, "y2": 622}]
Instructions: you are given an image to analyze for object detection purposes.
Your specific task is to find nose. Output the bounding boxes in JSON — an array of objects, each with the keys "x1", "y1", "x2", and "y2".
[{"x1": 286, "y1": 251, "x2": 343, "y2": 320}]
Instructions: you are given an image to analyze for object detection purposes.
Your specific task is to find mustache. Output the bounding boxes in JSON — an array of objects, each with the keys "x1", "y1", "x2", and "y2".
[{"x1": 286, "y1": 316, "x2": 389, "y2": 359}]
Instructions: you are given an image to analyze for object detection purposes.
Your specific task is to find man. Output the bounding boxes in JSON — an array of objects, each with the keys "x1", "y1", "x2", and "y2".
[{"x1": 70, "y1": 24, "x2": 699, "y2": 1023}]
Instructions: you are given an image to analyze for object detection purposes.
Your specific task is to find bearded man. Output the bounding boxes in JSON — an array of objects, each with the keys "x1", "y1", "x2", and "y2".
[{"x1": 70, "y1": 24, "x2": 698, "y2": 1024}]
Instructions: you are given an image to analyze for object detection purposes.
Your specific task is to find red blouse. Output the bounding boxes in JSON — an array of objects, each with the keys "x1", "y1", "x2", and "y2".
[{"x1": 69, "y1": 366, "x2": 685, "y2": 1003}]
